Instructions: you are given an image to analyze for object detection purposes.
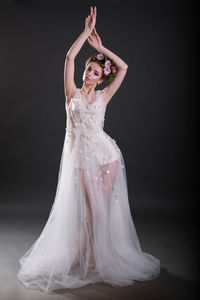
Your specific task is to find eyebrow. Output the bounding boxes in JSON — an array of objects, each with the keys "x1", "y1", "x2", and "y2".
[{"x1": 88, "y1": 66, "x2": 100, "y2": 73}]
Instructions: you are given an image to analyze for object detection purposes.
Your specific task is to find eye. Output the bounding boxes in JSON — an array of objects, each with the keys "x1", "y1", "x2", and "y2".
[{"x1": 95, "y1": 73, "x2": 98, "y2": 76}]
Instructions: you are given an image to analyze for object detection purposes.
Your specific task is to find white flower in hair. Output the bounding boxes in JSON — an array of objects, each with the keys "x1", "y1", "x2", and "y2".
[
  {"x1": 94, "y1": 53, "x2": 117, "y2": 82},
  {"x1": 105, "y1": 60, "x2": 111, "y2": 67},
  {"x1": 104, "y1": 66, "x2": 111, "y2": 75},
  {"x1": 96, "y1": 53, "x2": 104, "y2": 60}
]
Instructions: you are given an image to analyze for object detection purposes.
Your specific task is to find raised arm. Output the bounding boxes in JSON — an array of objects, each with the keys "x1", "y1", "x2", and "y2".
[
  {"x1": 64, "y1": 30, "x2": 88, "y2": 102},
  {"x1": 64, "y1": 6, "x2": 97, "y2": 103},
  {"x1": 87, "y1": 27, "x2": 128, "y2": 106}
]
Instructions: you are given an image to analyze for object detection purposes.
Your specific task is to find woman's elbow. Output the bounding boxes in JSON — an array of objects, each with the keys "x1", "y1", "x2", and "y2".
[
  {"x1": 119, "y1": 63, "x2": 128, "y2": 71},
  {"x1": 66, "y1": 53, "x2": 75, "y2": 60}
]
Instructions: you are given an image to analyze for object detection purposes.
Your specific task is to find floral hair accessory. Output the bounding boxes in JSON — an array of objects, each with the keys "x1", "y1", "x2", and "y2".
[{"x1": 92, "y1": 53, "x2": 117, "y2": 82}]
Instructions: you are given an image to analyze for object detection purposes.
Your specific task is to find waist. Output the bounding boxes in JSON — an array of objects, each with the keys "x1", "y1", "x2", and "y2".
[{"x1": 65, "y1": 127, "x2": 103, "y2": 136}]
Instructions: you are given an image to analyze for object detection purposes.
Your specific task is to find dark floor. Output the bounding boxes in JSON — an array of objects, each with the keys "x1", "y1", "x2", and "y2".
[{"x1": 0, "y1": 190, "x2": 198, "y2": 300}]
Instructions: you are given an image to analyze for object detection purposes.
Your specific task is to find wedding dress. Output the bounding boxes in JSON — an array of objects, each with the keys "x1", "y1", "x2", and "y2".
[{"x1": 17, "y1": 88, "x2": 160, "y2": 293}]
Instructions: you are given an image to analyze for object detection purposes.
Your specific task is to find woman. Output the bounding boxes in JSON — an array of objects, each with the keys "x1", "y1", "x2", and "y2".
[{"x1": 17, "y1": 6, "x2": 160, "y2": 293}]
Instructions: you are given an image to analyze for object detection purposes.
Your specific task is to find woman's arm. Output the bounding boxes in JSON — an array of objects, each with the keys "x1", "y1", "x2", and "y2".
[
  {"x1": 87, "y1": 27, "x2": 128, "y2": 105},
  {"x1": 64, "y1": 30, "x2": 89, "y2": 101},
  {"x1": 66, "y1": 29, "x2": 90, "y2": 60},
  {"x1": 64, "y1": 6, "x2": 97, "y2": 101},
  {"x1": 100, "y1": 46, "x2": 128, "y2": 105},
  {"x1": 98, "y1": 45, "x2": 128, "y2": 71},
  {"x1": 87, "y1": 27, "x2": 128, "y2": 70}
]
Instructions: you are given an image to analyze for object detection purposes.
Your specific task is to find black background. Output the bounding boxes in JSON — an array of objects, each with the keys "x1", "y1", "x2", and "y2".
[
  {"x1": 0, "y1": 1, "x2": 198, "y2": 298},
  {"x1": 0, "y1": 0, "x2": 197, "y2": 215}
]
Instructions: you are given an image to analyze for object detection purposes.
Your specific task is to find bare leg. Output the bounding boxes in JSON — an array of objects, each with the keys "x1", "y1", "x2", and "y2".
[
  {"x1": 74, "y1": 161, "x2": 119, "y2": 268},
  {"x1": 75, "y1": 168, "x2": 95, "y2": 268},
  {"x1": 100, "y1": 160, "x2": 119, "y2": 205}
]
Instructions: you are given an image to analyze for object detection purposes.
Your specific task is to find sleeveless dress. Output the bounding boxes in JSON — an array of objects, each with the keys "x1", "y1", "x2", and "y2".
[{"x1": 17, "y1": 88, "x2": 160, "y2": 293}]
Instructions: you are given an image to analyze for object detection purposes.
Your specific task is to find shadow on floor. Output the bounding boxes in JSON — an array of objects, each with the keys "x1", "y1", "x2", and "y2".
[{"x1": 46, "y1": 267, "x2": 198, "y2": 300}]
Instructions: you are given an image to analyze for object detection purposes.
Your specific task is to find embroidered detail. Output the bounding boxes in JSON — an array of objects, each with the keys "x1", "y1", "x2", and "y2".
[{"x1": 105, "y1": 169, "x2": 111, "y2": 174}]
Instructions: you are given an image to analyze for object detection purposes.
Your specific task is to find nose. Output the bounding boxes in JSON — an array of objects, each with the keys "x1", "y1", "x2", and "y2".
[{"x1": 86, "y1": 71, "x2": 91, "y2": 78}]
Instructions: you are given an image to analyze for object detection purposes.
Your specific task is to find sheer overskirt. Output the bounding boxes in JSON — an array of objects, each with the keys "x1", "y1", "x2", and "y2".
[{"x1": 17, "y1": 89, "x2": 160, "y2": 293}]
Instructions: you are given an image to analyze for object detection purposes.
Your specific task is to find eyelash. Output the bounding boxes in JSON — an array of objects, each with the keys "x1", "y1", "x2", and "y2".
[{"x1": 88, "y1": 67, "x2": 98, "y2": 76}]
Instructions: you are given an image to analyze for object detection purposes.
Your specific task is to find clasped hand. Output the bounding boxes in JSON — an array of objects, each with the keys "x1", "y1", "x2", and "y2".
[{"x1": 84, "y1": 6, "x2": 103, "y2": 52}]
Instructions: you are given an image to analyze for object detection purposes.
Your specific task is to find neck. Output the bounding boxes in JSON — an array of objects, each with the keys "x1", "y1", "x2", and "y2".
[{"x1": 81, "y1": 83, "x2": 97, "y2": 95}]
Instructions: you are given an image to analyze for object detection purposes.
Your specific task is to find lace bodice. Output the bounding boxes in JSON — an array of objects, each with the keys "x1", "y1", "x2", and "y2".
[{"x1": 65, "y1": 88, "x2": 106, "y2": 136}]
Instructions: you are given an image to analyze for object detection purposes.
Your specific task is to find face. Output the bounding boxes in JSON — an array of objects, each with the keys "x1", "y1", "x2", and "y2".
[{"x1": 83, "y1": 62, "x2": 103, "y2": 86}]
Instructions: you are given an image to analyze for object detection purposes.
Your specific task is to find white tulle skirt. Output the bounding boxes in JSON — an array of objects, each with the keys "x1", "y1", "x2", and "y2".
[{"x1": 17, "y1": 129, "x2": 160, "y2": 293}]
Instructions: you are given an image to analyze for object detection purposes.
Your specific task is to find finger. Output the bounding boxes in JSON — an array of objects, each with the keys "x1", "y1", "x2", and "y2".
[
  {"x1": 94, "y1": 28, "x2": 99, "y2": 36},
  {"x1": 92, "y1": 15, "x2": 96, "y2": 24}
]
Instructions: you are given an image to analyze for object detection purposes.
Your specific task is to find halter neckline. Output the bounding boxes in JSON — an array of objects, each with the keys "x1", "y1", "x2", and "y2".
[
  {"x1": 80, "y1": 88, "x2": 96, "y2": 95},
  {"x1": 79, "y1": 88, "x2": 97, "y2": 105}
]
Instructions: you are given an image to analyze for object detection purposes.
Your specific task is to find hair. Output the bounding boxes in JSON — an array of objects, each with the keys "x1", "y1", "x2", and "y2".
[{"x1": 85, "y1": 53, "x2": 118, "y2": 82}]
